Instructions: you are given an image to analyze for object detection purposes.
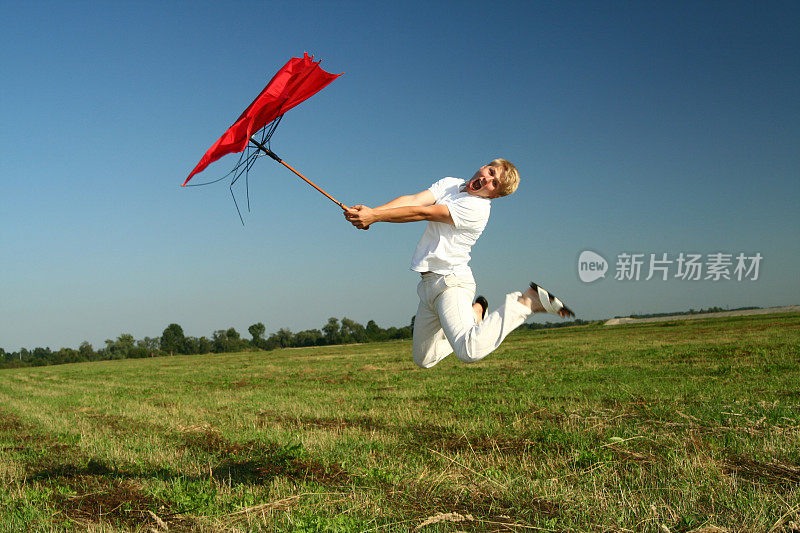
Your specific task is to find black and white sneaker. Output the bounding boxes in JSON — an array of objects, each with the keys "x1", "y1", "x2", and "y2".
[{"x1": 529, "y1": 282, "x2": 575, "y2": 318}]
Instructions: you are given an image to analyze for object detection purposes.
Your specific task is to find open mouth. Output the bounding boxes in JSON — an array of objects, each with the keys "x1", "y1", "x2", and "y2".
[{"x1": 469, "y1": 178, "x2": 482, "y2": 191}]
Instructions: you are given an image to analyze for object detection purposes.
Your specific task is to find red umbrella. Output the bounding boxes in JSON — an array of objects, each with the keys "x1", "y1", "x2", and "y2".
[{"x1": 184, "y1": 53, "x2": 346, "y2": 218}]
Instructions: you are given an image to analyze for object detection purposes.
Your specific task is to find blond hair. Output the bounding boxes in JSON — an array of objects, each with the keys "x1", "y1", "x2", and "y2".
[{"x1": 488, "y1": 158, "x2": 519, "y2": 197}]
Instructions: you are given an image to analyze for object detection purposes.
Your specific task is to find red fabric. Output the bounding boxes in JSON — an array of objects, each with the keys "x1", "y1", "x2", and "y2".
[{"x1": 184, "y1": 53, "x2": 341, "y2": 185}]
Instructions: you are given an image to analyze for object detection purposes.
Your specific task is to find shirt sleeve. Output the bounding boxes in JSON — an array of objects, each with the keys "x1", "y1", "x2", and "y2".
[
  {"x1": 427, "y1": 177, "x2": 453, "y2": 202},
  {"x1": 443, "y1": 195, "x2": 490, "y2": 232}
]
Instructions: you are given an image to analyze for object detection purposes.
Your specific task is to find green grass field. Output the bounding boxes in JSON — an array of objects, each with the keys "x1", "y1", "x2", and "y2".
[{"x1": 1, "y1": 313, "x2": 799, "y2": 532}]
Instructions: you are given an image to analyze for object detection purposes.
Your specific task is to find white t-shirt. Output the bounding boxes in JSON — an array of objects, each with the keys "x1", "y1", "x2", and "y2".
[{"x1": 410, "y1": 177, "x2": 491, "y2": 276}]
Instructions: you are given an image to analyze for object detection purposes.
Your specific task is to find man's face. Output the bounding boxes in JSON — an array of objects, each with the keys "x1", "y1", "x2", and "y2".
[{"x1": 465, "y1": 165, "x2": 502, "y2": 198}]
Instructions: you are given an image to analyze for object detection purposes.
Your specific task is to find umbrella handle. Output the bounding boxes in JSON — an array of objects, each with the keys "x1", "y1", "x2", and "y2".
[{"x1": 249, "y1": 138, "x2": 349, "y2": 211}]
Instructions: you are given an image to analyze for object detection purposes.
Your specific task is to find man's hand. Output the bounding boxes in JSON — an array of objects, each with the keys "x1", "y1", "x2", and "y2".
[
  {"x1": 344, "y1": 205, "x2": 377, "y2": 230},
  {"x1": 344, "y1": 198, "x2": 453, "y2": 229}
]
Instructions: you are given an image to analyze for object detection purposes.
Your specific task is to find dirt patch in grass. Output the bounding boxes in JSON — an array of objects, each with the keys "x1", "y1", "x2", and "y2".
[
  {"x1": 0, "y1": 409, "x2": 40, "y2": 443},
  {"x1": 1, "y1": 407, "x2": 179, "y2": 487},
  {"x1": 454, "y1": 492, "x2": 560, "y2": 523},
  {"x1": 722, "y1": 454, "x2": 800, "y2": 487},
  {"x1": 67, "y1": 407, "x2": 173, "y2": 438},
  {"x1": 57, "y1": 475, "x2": 157, "y2": 519},
  {"x1": 185, "y1": 423, "x2": 559, "y2": 523},
  {"x1": 51, "y1": 473, "x2": 195, "y2": 530},
  {"x1": 607, "y1": 445, "x2": 657, "y2": 463},
  {"x1": 0, "y1": 413, "x2": 120, "y2": 493},
  {"x1": 499, "y1": 407, "x2": 569, "y2": 425},
  {"x1": 28, "y1": 457, "x2": 122, "y2": 482},
  {"x1": 181, "y1": 426, "x2": 352, "y2": 487},
  {"x1": 21, "y1": 452, "x2": 192, "y2": 530},
  {"x1": 212, "y1": 453, "x2": 350, "y2": 487},
  {"x1": 409, "y1": 426, "x2": 538, "y2": 456},
  {"x1": 180, "y1": 425, "x2": 248, "y2": 455},
  {"x1": 777, "y1": 389, "x2": 800, "y2": 399},
  {"x1": 0, "y1": 408, "x2": 84, "y2": 468},
  {"x1": 233, "y1": 378, "x2": 253, "y2": 388},
  {"x1": 322, "y1": 374, "x2": 354, "y2": 385},
  {"x1": 398, "y1": 483, "x2": 561, "y2": 527},
  {"x1": 0, "y1": 411, "x2": 29, "y2": 432},
  {"x1": 259, "y1": 411, "x2": 387, "y2": 433}
]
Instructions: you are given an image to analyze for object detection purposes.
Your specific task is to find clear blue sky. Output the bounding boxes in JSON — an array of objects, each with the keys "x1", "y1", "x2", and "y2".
[{"x1": 2, "y1": 1, "x2": 798, "y2": 351}]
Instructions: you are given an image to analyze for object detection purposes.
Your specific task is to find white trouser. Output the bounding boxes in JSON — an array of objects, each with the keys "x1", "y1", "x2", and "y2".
[{"x1": 412, "y1": 272, "x2": 533, "y2": 368}]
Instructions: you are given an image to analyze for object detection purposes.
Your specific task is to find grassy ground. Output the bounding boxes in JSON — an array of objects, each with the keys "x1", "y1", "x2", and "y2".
[{"x1": 0, "y1": 313, "x2": 798, "y2": 532}]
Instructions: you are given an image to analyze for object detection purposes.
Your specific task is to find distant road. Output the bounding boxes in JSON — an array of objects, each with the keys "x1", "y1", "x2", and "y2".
[{"x1": 604, "y1": 305, "x2": 800, "y2": 325}]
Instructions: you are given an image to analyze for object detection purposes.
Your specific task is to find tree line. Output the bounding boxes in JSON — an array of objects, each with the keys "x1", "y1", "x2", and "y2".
[{"x1": 0, "y1": 317, "x2": 413, "y2": 370}]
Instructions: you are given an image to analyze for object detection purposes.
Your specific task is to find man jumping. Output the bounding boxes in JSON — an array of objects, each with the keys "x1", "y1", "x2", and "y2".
[{"x1": 344, "y1": 159, "x2": 574, "y2": 368}]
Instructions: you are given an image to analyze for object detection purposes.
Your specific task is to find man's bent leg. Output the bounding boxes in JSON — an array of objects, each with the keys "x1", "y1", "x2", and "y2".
[{"x1": 438, "y1": 287, "x2": 532, "y2": 364}]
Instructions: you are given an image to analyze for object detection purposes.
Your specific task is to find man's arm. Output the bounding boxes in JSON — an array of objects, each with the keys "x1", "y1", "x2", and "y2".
[
  {"x1": 344, "y1": 189, "x2": 453, "y2": 229},
  {"x1": 374, "y1": 189, "x2": 435, "y2": 209}
]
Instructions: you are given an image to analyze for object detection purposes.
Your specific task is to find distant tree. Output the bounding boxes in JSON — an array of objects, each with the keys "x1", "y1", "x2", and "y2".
[
  {"x1": 101, "y1": 339, "x2": 115, "y2": 359},
  {"x1": 127, "y1": 339, "x2": 150, "y2": 359},
  {"x1": 212, "y1": 328, "x2": 246, "y2": 353},
  {"x1": 226, "y1": 328, "x2": 247, "y2": 351},
  {"x1": 340, "y1": 317, "x2": 367, "y2": 343},
  {"x1": 393, "y1": 316, "x2": 415, "y2": 339},
  {"x1": 137, "y1": 337, "x2": 160, "y2": 354},
  {"x1": 212, "y1": 330, "x2": 227, "y2": 352},
  {"x1": 293, "y1": 329, "x2": 323, "y2": 347},
  {"x1": 103, "y1": 334, "x2": 137, "y2": 359},
  {"x1": 184, "y1": 336, "x2": 212, "y2": 354},
  {"x1": 248, "y1": 323, "x2": 266, "y2": 345},
  {"x1": 78, "y1": 341, "x2": 96, "y2": 361},
  {"x1": 161, "y1": 323, "x2": 186, "y2": 354},
  {"x1": 262, "y1": 334, "x2": 281, "y2": 351},
  {"x1": 322, "y1": 317, "x2": 341, "y2": 345},
  {"x1": 382, "y1": 318, "x2": 414, "y2": 340},
  {"x1": 197, "y1": 336, "x2": 212, "y2": 354},
  {"x1": 183, "y1": 337, "x2": 199, "y2": 354},
  {"x1": 0, "y1": 348, "x2": 10, "y2": 365},
  {"x1": 212, "y1": 330, "x2": 228, "y2": 353},
  {"x1": 54, "y1": 348, "x2": 81, "y2": 364},
  {"x1": 120, "y1": 334, "x2": 139, "y2": 357},
  {"x1": 0, "y1": 349, "x2": 27, "y2": 368},
  {"x1": 365, "y1": 320, "x2": 384, "y2": 342},
  {"x1": 274, "y1": 328, "x2": 294, "y2": 348},
  {"x1": 31, "y1": 347, "x2": 52, "y2": 366}
]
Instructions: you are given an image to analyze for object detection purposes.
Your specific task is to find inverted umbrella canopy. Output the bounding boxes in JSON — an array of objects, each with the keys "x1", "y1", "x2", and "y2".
[{"x1": 183, "y1": 53, "x2": 342, "y2": 186}]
